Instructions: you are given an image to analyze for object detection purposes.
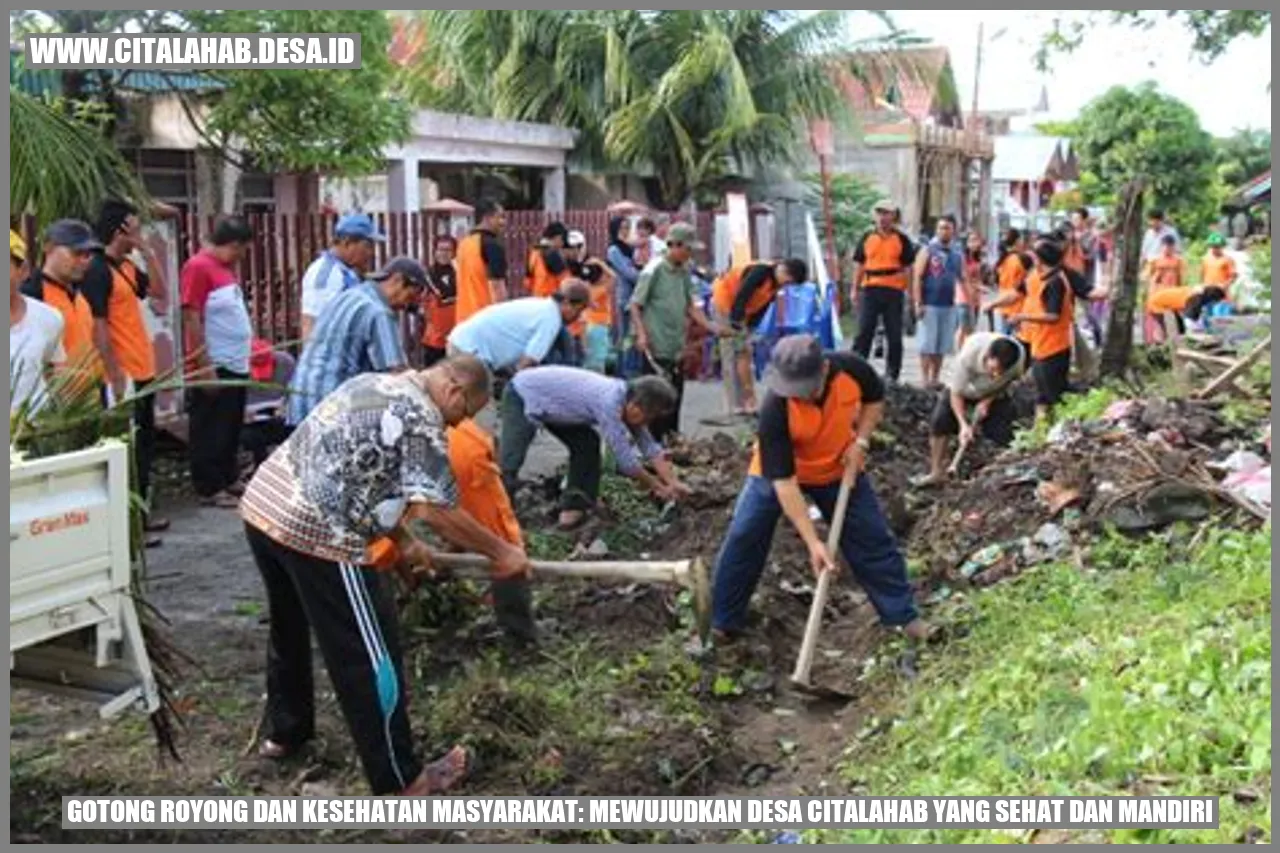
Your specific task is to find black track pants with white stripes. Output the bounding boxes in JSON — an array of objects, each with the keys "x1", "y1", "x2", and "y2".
[{"x1": 244, "y1": 523, "x2": 422, "y2": 794}]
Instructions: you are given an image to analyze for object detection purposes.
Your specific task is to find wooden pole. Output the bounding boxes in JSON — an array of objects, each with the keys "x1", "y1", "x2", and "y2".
[{"x1": 820, "y1": 153, "x2": 838, "y2": 286}]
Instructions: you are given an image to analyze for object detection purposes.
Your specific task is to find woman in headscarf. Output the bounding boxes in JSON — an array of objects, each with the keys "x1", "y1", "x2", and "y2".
[{"x1": 607, "y1": 216, "x2": 641, "y2": 342}]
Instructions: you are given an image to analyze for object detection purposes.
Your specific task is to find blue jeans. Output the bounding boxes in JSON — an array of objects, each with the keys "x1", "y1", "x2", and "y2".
[{"x1": 712, "y1": 475, "x2": 919, "y2": 633}]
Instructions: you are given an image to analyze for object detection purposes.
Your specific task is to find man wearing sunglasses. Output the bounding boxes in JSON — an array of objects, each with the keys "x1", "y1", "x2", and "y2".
[
  {"x1": 287, "y1": 257, "x2": 427, "y2": 428},
  {"x1": 241, "y1": 354, "x2": 530, "y2": 797}
]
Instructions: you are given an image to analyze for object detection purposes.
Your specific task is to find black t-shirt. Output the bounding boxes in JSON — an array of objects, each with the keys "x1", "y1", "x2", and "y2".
[
  {"x1": 757, "y1": 352, "x2": 886, "y2": 480},
  {"x1": 1041, "y1": 273, "x2": 1066, "y2": 316},
  {"x1": 478, "y1": 230, "x2": 507, "y2": 279},
  {"x1": 428, "y1": 263, "x2": 457, "y2": 303}
]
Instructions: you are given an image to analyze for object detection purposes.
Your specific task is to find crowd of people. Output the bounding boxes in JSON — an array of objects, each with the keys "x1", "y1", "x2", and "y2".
[{"x1": 7, "y1": 190, "x2": 1245, "y2": 800}]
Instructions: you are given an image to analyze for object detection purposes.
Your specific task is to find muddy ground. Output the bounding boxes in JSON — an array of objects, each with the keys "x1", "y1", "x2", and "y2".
[{"x1": 10, "y1": 377, "x2": 1266, "y2": 844}]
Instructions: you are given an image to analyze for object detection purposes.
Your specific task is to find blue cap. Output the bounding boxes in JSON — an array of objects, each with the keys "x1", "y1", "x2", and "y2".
[{"x1": 334, "y1": 213, "x2": 386, "y2": 243}]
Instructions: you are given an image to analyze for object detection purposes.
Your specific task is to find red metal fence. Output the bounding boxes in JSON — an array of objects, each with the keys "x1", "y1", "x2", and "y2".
[
  {"x1": 174, "y1": 208, "x2": 715, "y2": 344},
  {"x1": 20, "y1": 207, "x2": 718, "y2": 347}
]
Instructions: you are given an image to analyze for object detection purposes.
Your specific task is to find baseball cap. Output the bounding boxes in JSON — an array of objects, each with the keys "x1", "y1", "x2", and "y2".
[
  {"x1": 566, "y1": 229, "x2": 586, "y2": 249},
  {"x1": 10, "y1": 229, "x2": 27, "y2": 262},
  {"x1": 44, "y1": 219, "x2": 102, "y2": 252},
  {"x1": 370, "y1": 257, "x2": 429, "y2": 289},
  {"x1": 335, "y1": 213, "x2": 387, "y2": 243},
  {"x1": 873, "y1": 199, "x2": 899, "y2": 214},
  {"x1": 1206, "y1": 232, "x2": 1226, "y2": 247},
  {"x1": 763, "y1": 334, "x2": 826, "y2": 399},
  {"x1": 665, "y1": 222, "x2": 705, "y2": 250}
]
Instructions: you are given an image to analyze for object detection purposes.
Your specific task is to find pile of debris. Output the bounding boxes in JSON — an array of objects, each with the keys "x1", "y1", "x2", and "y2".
[{"x1": 905, "y1": 396, "x2": 1271, "y2": 593}]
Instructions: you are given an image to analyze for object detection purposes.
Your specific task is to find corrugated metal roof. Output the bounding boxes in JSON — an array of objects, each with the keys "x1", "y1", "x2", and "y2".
[{"x1": 992, "y1": 134, "x2": 1064, "y2": 183}]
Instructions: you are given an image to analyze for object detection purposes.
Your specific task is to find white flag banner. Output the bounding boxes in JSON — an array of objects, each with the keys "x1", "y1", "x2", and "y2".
[{"x1": 805, "y1": 213, "x2": 842, "y2": 347}]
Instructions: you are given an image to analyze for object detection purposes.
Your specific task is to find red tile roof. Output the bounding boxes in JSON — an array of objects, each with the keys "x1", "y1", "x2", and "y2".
[{"x1": 836, "y1": 45, "x2": 955, "y2": 123}]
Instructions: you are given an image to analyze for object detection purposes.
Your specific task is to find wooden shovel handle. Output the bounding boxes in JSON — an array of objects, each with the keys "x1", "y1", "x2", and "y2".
[
  {"x1": 790, "y1": 465, "x2": 857, "y2": 685},
  {"x1": 427, "y1": 553, "x2": 690, "y2": 586}
]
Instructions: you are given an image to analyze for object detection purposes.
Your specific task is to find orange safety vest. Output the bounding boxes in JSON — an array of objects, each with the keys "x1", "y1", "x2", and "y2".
[
  {"x1": 1022, "y1": 269, "x2": 1075, "y2": 361},
  {"x1": 859, "y1": 230, "x2": 913, "y2": 291},
  {"x1": 712, "y1": 263, "x2": 778, "y2": 322},
  {"x1": 102, "y1": 257, "x2": 157, "y2": 381},
  {"x1": 996, "y1": 253, "x2": 1030, "y2": 319},
  {"x1": 525, "y1": 248, "x2": 568, "y2": 299},
  {"x1": 584, "y1": 280, "x2": 612, "y2": 327},
  {"x1": 747, "y1": 370, "x2": 864, "y2": 486},
  {"x1": 456, "y1": 229, "x2": 499, "y2": 323},
  {"x1": 364, "y1": 419, "x2": 523, "y2": 570},
  {"x1": 32, "y1": 274, "x2": 102, "y2": 383}
]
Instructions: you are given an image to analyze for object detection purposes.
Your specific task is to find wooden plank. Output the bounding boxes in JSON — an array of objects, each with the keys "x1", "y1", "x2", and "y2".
[
  {"x1": 1196, "y1": 334, "x2": 1271, "y2": 399},
  {"x1": 1175, "y1": 349, "x2": 1239, "y2": 369}
]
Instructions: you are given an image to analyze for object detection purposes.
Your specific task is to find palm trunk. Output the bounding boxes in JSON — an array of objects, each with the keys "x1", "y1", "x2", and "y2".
[{"x1": 1101, "y1": 178, "x2": 1146, "y2": 378}]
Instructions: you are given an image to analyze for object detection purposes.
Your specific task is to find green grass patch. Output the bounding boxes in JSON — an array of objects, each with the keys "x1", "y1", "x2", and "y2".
[
  {"x1": 1013, "y1": 385, "x2": 1122, "y2": 451},
  {"x1": 812, "y1": 527, "x2": 1272, "y2": 844}
]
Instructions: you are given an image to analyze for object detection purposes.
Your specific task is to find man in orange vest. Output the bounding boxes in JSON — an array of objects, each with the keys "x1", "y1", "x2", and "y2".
[
  {"x1": 711, "y1": 258, "x2": 806, "y2": 416},
  {"x1": 710, "y1": 335, "x2": 931, "y2": 644},
  {"x1": 1007, "y1": 240, "x2": 1077, "y2": 421},
  {"x1": 20, "y1": 219, "x2": 103, "y2": 399},
  {"x1": 851, "y1": 200, "x2": 918, "y2": 382},
  {"x1": 525, "y1": 222, "x2": 570, "y2": 298},
  {"x1": 455, "y1": 198, "x2": 508, "y2": 323}
]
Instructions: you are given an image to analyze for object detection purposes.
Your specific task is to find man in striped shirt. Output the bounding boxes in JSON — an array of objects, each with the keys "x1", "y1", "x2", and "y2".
[
  {"x1": 500, "y1": 366, "x2": 691, "y2": 529},
  {"x1": 299, "y1": 213, "x2": 384, "y2": 342},
  {"x1": 240, "y1": 356, "x2": 531, "y2": 795},
  {"x1": 287, "y1": 258, "x2": 425, "y2": 426}
]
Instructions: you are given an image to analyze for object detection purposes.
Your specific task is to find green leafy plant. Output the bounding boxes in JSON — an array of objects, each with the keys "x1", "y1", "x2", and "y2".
[{"x1": 1249, "y1": 242, "x2": 1271, "y2": 307}]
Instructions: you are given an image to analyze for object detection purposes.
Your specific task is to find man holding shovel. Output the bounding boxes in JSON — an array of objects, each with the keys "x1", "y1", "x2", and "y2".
[
  {"x1": 240, "y1": 355, "x2": 531, "y2": 796},
  {"x1": 912, "y1": 332, "x2": 1026, "y2": 488},
  {"x1": 709, "y1": 335, "x2": 931, "y2": 643}
]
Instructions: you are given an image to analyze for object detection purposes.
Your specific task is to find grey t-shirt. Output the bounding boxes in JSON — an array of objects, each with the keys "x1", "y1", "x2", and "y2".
[{"x1": 948, "y1": 332, "x2": 1026, "y2": 401}]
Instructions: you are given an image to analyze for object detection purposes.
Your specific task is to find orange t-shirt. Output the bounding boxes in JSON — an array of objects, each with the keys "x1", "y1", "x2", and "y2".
[
  {"x1": 855, "y1": 229, "x2": 915, "y2": 291},
  {"x1": 1201, "y1": 253, "x2": 1237, "y2": 293}
]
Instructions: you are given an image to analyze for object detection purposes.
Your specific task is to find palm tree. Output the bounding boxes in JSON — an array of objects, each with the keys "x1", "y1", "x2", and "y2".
[
  {"x1": 400, "y1": 10, "x2": 914, "y2": 208},
  {"x1": 10, "y1": 89, "x2": 148, "y2": 226}
]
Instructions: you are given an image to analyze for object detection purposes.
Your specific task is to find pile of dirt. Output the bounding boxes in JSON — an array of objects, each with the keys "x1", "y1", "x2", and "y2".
[{"x1": 905, "y1": 396, "x2": 1270, "y2": 591}]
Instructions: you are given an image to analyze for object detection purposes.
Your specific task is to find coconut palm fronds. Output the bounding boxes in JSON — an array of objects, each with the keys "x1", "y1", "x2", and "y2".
[{"x1": 10, "y1": 90, "x2": 150, "y2": 226}]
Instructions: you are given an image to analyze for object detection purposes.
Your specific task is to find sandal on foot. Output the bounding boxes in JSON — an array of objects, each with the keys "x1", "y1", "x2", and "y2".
[{"x1": 402, "y1": 745, "x2": 473, "y2": 795}]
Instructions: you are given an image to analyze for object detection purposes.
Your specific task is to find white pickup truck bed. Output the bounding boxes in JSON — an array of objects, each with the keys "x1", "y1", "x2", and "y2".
[{"x1": 9, "y1": 441, "x2": 160, "y2": 720}]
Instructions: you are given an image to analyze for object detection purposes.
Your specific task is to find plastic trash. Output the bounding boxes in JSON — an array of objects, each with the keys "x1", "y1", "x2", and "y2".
[
  {"x1": 1214, "y1": 450, "x2": 1267, "y2": 476},
  {"x1": 1223, "y1": 466, "x2": 1271, "y2": 512},
  {"x1": 772, "y1": 831, "x2": 803, "y2": 844},
  {"x1": 1103, "y1": 400, "x2": 1140, "y2": 423}
]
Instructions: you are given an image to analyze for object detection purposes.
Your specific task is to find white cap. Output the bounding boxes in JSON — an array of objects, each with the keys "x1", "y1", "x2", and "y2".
[{"x1": 566, "y1": 230, "x2": 586, "y2": 248}]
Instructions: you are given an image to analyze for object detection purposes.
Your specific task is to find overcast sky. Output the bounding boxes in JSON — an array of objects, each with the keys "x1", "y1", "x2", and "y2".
[{"x1": 857, "y1": 10, "x2": 1271, "y2": 137}]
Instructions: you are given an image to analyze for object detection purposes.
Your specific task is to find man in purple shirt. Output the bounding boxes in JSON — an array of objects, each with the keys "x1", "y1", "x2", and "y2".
[{"x1": 500, "y1": 367, "x2": 691, "y2": 529}]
